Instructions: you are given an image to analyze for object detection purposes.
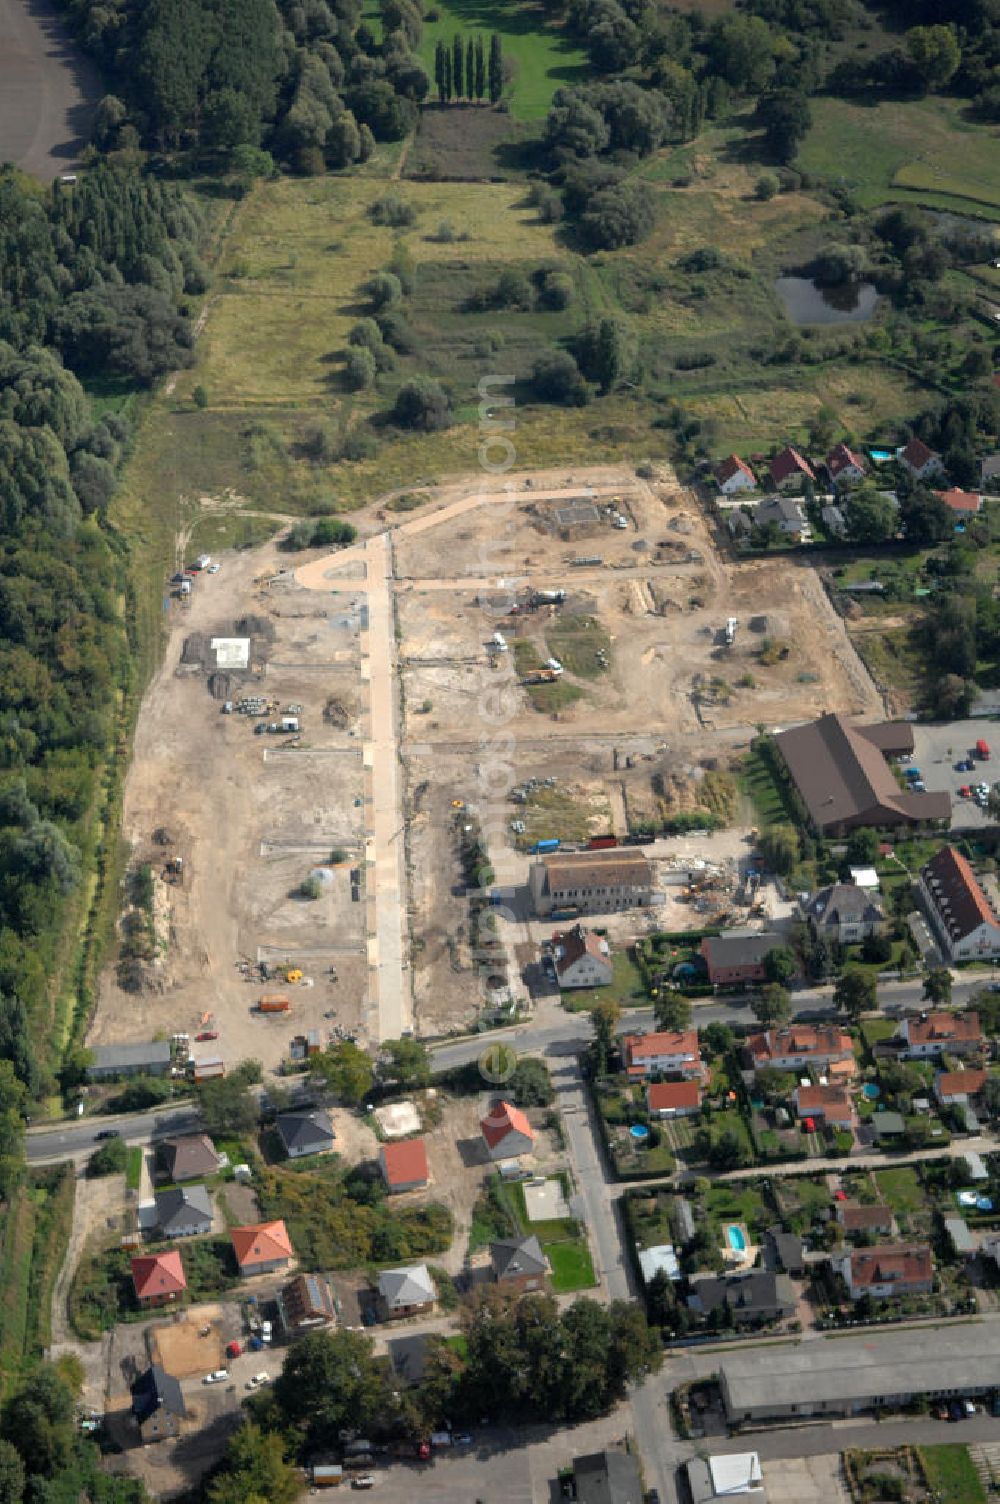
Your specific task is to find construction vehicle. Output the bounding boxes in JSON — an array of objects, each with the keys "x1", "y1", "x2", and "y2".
[
  {"x1": 451, "y1": 799, "x2": 465, "y2": 809},
  {"x1": 725, "y1": 617, "x2": 738, "y2": 647},
  {"x1": 532, "y1": 589, "x2": 565, "y2": 606},
  {"x1": 257, "y1": 995, "x2": 291, "y2": 1013},
  {"x1": 164, "y1": 856, "x2": 184, "y2": 885},
  {"x1": 285, "y1": 968, "x2": 303, "y2": 984},
  {"x1": 522, "y1": 668, "x2": 560, "y2": 685}
]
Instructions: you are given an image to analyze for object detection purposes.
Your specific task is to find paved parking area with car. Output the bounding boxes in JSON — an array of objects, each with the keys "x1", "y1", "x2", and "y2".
[{"x1": 910, "y1": 721, "x2": 999, "y2": 829}]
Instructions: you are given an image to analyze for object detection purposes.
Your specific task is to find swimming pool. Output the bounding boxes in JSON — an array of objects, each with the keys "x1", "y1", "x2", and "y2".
[
  {"x1": 726, "y1": 1224, "x2": 747, "y2": 1253},
  {"x1": 869, "y1": 448, "x2": 893, "y2": 462}
]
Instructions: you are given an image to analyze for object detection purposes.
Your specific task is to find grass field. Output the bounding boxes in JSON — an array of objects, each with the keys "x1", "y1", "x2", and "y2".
[
  {"x1": 414, "y1": 0, "x2": 588, "y2": 120},
  {"x1": 873, "y1": 1166, "x2": 924, "y2": 1216},
  {"x1": 920, "y1": 1446, "x2": 987, "y2": 1504},
  {"x1": 543, "y1": 1236, "x2": 596, "y2": 1292}
]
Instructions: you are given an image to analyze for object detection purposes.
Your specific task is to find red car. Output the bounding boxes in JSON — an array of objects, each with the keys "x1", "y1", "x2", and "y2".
[
  {"x1": 803, "y1": 1116, "x2": 817, "y2": 1134},
  {"x1": 959, "y1": 785, "x2": 972, "y2": 798},
  {"x1": 196, "y1": 1029, "x2": 219, "y2": 1042}
]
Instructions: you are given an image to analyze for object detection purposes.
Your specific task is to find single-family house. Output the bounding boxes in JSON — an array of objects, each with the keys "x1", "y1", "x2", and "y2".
[
  {"x1": 826, "y1": 443, "x2": 867, "y2": 487},
  {"x1": 646, "y1": 1080, "x2": 702, "y2": 1118},
  {"x1": 934, "y1": 1068, "x2": 987, "y2": 1108},
  {"x1": 638, "y1": 1245, "x2": 681, "y2": 1284},
  {"x1": 871, "y1": 1109, "x2": 906, "y2": 1143},
  {"x1": 686, "y1": 1453, "x2": 766, "y2": 1504},
  {"x1": 687, "y1": 1270, "x2": 795, "y2": 1325},
  {"x1": 821, "y1": 503, "x2": 848, "y2": 537},
  {"x1": 529, "y1": 848, "x2": 655, "y2": 918},
  {"x1": 88, "y1": 1042, "x2": 171, "y2": 1081},
  {"x1": 944, "y1": 1218, "x2": 977, "y2": 1259},
  {"x1": 765, "y1": 1228, "x2": 805, "y2": 1276},
  {"x1": 769, "y1": 446, "x2": 815, "y2": 491},
  {"x1": 836, "y1": 1202, "x2": 895, "y2": 1238},
  {"x1": 747, "y1": 1025, "x2": 854, "y2": 1076},
  {"x1": 936, "y1": 487, "x2": 983, "y2": 515},
  {"x1": 755, "y1": 494, "x2": 808, "y2": 538},
  {"x1": 727, "y1": 508, "x2": 754, "y2": 542},
  {"x1": 481, "y1": 1100, "x2": 536, "y2": 1159},
  {"x1": 899, "y1": 1009, "x2": 983, "y2": 1060},
  {"x1": 154, "y1": 1185, "x2": 212, "y2": 1239},
  {"x1": 715, "y1": 454, "x2": 757, "y2": 495},
  {"x1": 490, "y1": 1235, "x2": 549, "y2": 1291},
  {"x1": 701, "y1": 930, "x2": 784, "y2": 989},
  {"x1": 898, "y1": 437, "x2": 944, "y2": 481},
  {"x1": 918, "y1": 846, "x2": 1000, "y2": 962},
  {"x1": 231, "y1": 1220, "x2": 294, "y2": 1275},
  {"x1": 379, "y1": 1138, "x2": 430, "y2": 1193},
  {"x1": 572, "y1": 1449, "x2": 643, "y2": 1504},
  {"x1": 622, "y1": 1029, "x2": 701, "y2": 1081},
  {"x1": 550, "y1": 924, "x2": 613, "y2": 989},
  {"x1": 131, "y1": 1365, "x2": 186, "y2": 1445},
  {"x1": 276, "y1": 1109, "x2": 335, "y2": 1160},
  {"x1": 156, "y1": 1134, "x2": 220, "y2": 1183},
  {"x1": 277, "y1": 1272, "x2": 337, "y2": 1333},
  {"x1": 793, "y1": 1083, "x2": 854, "y2": 1129},
  {"x1": 834, "y1": 1243, "x2": 933, "y2": 1301},
  {"x1": 131, "y1": 1251, "x2": 186, "y2": 1309},
  {"x1": 378, "y1": 1263, "x2": 435, "y2": 1317},
  {"x1": 799, "y1": 883, "x2": 886, "y2": 945}
]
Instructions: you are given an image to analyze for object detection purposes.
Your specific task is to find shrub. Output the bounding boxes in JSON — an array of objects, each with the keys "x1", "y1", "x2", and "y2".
[
  {"x1": 391, "y1": 377, "x2": 452, "y2": 431},
  {"x1": 348, "y1": 318, "x2": 383, "y2": 350},
  {"x1": 754, "y1": 172, "x2": 779, "y2": 201},
  {"x1": 495, "y1": 268, "x2": 533, "y2": 309},
  {"x1": 532, "y1": 348, "x2": 589, "y2": 406},
  {"x1": 87, "y1": 1137, "x2": 127, "y2": 1177},
  {"x1": 298, "y1": 874, "x2": 324, "y2": 900},
  {"x1": 366, "y1": 271, "x2": 403, "y2": 309},
  {"x1": 541, "y1": 271, "x2": 574, "y2": 310},
  {"x1": 368, "y1": 192, "x2": 416, "y2": 226},
  {"x1": 345, "y1": 346, "x2": 377, "y2": 390},
  {"x1": 192, "y1": 383, "x2": 208, "y2": 408},
  {"x1": 579, "y1": 181, "x2": 655, "y2": 250}
]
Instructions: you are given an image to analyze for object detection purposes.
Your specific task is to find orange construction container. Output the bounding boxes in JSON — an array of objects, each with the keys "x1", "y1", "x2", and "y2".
[{"x1": 258, "y1": 995, "x2": 290, "y2": 1013}]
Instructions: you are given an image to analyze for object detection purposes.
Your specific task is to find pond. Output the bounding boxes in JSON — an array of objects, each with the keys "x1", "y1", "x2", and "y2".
[{"x1": 775, "y1": 274, "x2": 880, "y2": 326}]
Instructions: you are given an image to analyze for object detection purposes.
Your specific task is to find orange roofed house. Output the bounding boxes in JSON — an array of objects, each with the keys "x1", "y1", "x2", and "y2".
[
  {"x1": 793, "y1": 1083, "x2": 854, "y2": 1129},
  {"x1": 481, "y1": 1101, "x2": 535, "y2": 1160},
  {"x1": 747, "y1": 1025, "x2": 855, "y2": 1077},
  {"x1": 622, "y1": 1030, "x2": 702, "y2": 1081},
  {"x1": 379, "y1": 1138, "x2": 430, "y2": 1193},
  {"x1": 936, "y1": 487, "x2": 983, "y2": 515},
  {"x1": 132, "y1": 1251, "x2": 187, "y2": 1308},
  {"x1": 231, "y1": 1221, "x2": 294, "y2": 1276},
  {"x1": 918, "y1": 846, "x2": 1000, "y2": 962},
  {"x1": 935, "y1": 1069, "x2": 988, "y2": 1108},
  {"x1": 833, "y1": 1244, "x2": 933, "y2": 1301},
  {"x1": 899, "y1": 1009, "x2": 983, "y2": 1060},
  {"x1": 647, "y1": 1080, "x2": 702, "y2": 1119}
]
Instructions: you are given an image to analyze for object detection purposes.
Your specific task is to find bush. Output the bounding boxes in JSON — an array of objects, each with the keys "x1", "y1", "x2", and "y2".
[
  {"x1": 532, "y1": 348, "x2": 589, "y2": 406},
  {"x1": 366, "y1": 271, "x2": 403, "y2": 309},
  {"x1": 297, "y1": 875, "x2": 323, "y2": 900},
  {"x1": 348, "y1": 318, "x2": 384, "y2": 350},
  {"x1": 391, "y1": 377, "x2": 452, "y2": 431},
  {"x1": 578, "y1": 181, "x2": 655, "y2": 250},
  {"x1": 87, "y1": 1136, "x2": 127, "y2": 1177},
  {"x1": 754, "y1": 172, "x2": 779, "y2": 201},
  {"x1": 368, "y1": 192, "x2": 416, "y2": 227},
  {"x1": 345, "y1": 346, "x2": 377, "y2": 391},
  {"x1": 108, "y1": 1076, "x2": 173, "y2": 1112},
  {"x1": 541, "y1": 271, "x2": 574, "y2": 310},
  {"x1": 495, "y1": 268, "x2": 533, "y2": 309}
]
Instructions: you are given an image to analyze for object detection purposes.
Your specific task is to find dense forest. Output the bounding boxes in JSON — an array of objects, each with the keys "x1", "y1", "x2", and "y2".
[{"x1": 0, "y1": 166, "x2": 202, "y2": 1119}]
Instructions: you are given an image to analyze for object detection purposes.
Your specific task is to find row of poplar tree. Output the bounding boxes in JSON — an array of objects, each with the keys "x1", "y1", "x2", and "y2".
[{"x1": 433, "y1": 33, "x2": 504, "y2": 104}]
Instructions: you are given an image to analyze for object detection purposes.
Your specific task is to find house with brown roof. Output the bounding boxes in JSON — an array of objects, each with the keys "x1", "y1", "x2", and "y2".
[
  {"x1": 833, "y1": 1244, "x2": 933, "y2": 1301},
  {"x1": 622, "y1": 1030, "x2": 701, "y2": 1080},
  {"x1": 934, "y1": 1068, "x2": 987, "y2": 1108},
  {"x1": 277, "y1": 1272, "x2": 337, "y2": 1333},
  {"x1": 700, "y1": 930, "x2": 784, "y2": 988},
  {"x1": 481, "y1": 1100, "x2": 535, "y2": 1160},
  {"x1": 231, "y1": 1221, "x2": 293, "y2": 1275},
  {"x1": 793, "y1": 1084, "x2": 854, "y2": 1129},
  {"x1": 379, "y1": 1138, "x2": 430, "y2": 1193},
  {"x1": 529, "y1": 848, "x2": 655, "y2": 918},
  {"x1": 156, "y1": 1134, "x2": 221, "y2": 1183},
  {"x1": 899, "y1": 1009, "x2": 983, "y2": 1060},
  {"x1": 550, "y1": 924, "x2": 613, "y2": 989},
  {"x1": 647, "y1": 1080, "x2": 702, "y2": 1118},
  {"x1": 769, "y1": 446, "x2": 815, "y2": 491},
  {"x1": 715, "y1": 454, "x2": 757, "y2": 494},
  {"x1": 936, "y1": 487, "x2": 983, "y2": 515},
  {"x1": 898, "y1": 437, "x2": 944, "y2": 480},
  {"x1": 918, "y1": 846, "x2": 1000, "y2": 962},
  {"x1": 835, "y1": 1202, "x2": 895, "y2": 1239},
  {"x1": 131, "y1": 1251, "x2": 187, "y2": 1308},
  {"x1": 826, "y1": 443, "x2": 867, "y2": 487},
  {"x1": 774, "y1": 713, "x2": 950, "y2": 835},
  {"x1": 747, "y1": 1025, "x2": 854, "y2": 1076}
]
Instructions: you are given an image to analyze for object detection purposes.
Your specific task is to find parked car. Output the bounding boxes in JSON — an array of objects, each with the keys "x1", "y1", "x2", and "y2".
[
  {"x1": 453, "y1": 1432, "x2": 473, "y2": 1446},
  {"x1": 203, "y1": 1371, "x2": 228, "y2": 1385},
  {"x1": 959, "y1": 785, "x2": 972, "y2": 798},
  {"x1": 195, "y1": 1030, "x2": 218, "y2": 1041},
  {"x1": 351, "y1": 1480, "x2": 375, "y2": 1492},
  {"x1": 948, "y1": 1400, "x2": 964, "y2": 1422},
  {"x1": 245, "y1": 1372, "x2": 270, "y2": 1390},
  {"x1": 803, "y1": 1117, "x2": 817, "y2": 1134},
  {"x1": 94, "y1": 1129, "x2": 120, "y2": 1141},
  {"x1": 207, "y1": 563, "x2": 221, "y2": 574}
]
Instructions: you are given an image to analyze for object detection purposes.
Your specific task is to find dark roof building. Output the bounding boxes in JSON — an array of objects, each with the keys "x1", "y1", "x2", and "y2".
[
  {"x1": 156, "y1": 1134, "x2": 220, "y2": 1182},
  {"x1": 800, "y1": 883, "x2": 886, "y2": 941},
  {"x1": 131, "y1": 1365, "x2": 186, "y2": 1443},
  {"x1": 490, "y1": 1235, "x2": 548, "y2": 1285},
  {"x1": 774, "y1": 713, "x2": 950, "y2": 834},
  {"x1": 918, "y1": 845, "x2": 1000, "y2": 962},
  {"x1": 88, "y1": 1042, "x2": 171, "y2": 1080},
  {"x1": 572, "y1": 1449, "x2": 643, "y2": 1504},
  {"x1": 276, "y1": 1109, "x2": 335, "y2": 1159},
  {"x1": 154, "y1": 1185, "x2": 212, "y2": 1238},
  {"x1": 277, "y1": 1272, "x2": 337, "y2": 1332},
  {"x1": 765, "y1": 1228, "x2": 804, "y2": 1274},
  {"x1": 687, "y1": 1270, "x2": 795, "y2": 1324},
  {"x1": 701, "y1": 930, "x2": 782, "y2": 986}
]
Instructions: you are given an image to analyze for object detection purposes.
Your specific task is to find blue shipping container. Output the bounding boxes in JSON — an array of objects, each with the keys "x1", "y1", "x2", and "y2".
[{"x1": 534, "y1": 838, "x2": 561, "y2": 852}]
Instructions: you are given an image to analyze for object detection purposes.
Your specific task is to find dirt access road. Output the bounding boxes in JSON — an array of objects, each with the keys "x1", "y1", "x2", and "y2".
[{"x1": 0, "y1": 0, "x2": 99, "y2": 180}]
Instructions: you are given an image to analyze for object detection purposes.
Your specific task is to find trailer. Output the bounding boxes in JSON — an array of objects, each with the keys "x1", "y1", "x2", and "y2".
[
  {"x1": 257, "y1": 995, "x2": 291, "y2": 1013},
  {"x1": 533, "y1": 838, "x2": 561, "y2": 853},
  {"x1": 532, "y1": 589, "x2": 566, "y2": 606},
  {"x1": 311, "y1": 1464, "x2": 344, "y2": 1487},
  {"x1": 588, "y1": 835, "x2": 618, "y2": 850},
  {"x1": 191, "y1": 1057, "x2": 224, "y2": 1082},
  {"x1": 522, "y1": 668, "x2": 560, "y2": 685}
]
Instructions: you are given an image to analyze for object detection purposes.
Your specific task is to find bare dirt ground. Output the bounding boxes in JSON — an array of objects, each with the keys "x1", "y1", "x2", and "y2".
[{"x1": 0, "y1": 0, "x2": 100, "y2": 181}]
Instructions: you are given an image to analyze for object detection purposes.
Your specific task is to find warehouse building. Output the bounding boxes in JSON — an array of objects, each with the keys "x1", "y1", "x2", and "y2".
[{"x1": 529, "y1": 848, "x2": 656, "y2": 917}]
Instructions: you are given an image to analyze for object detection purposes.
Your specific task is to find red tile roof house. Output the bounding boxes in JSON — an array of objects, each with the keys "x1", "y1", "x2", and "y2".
[
  {"x1": 936, "y1": 487, "x2": 983, "y2": 515},
  {"x1": 378, "y1": 1138, "x2": 430, "y2": 1194},
  {"x1": 826, "y1": 443, "x2": 867, "y2": 487},
  {"x1": 897, "y1": 436, "x2": 944, "y2": 480},
  {"x1": 833, "y1": 1244, "x2": 933, "y2": 1301},
  {"x1": 918, "y1": 845, "x2": 1000, "y2": 962},
  {"x1": 715, "y1": 454, "x2": 757, "y2": 495},
  {"x1": 747, "y1": 1025, "x2": 855, "y2": 1076},
  {"x1": 132, "y1": 1251, "x2": 187, "y2": 1309},
  {"x1": 769, "y1": 446, "x2": 816, "y2": 491},
  {"x1": 481, "y1": 1100, "x2": 536, "y2": 1160},
  {"x1": 646, "y1": 1080, "x2": 702, "y2": 1119},
  {"x1": 899, "y1": 1010, "x2": 983, "y2": 1060},
  {"x1": 793, "y1": 1084, "x2": 854, "y2": 1130},
  {"x1": 231, "y1": 1221, "x2": 294, "y2": 1276},
  {"x1": 622, "y1": 1030, "x2": 702, "y2": 1081},
  {"x1": 934, "y1": 1068, "x2": 988, "y2": 1108}
]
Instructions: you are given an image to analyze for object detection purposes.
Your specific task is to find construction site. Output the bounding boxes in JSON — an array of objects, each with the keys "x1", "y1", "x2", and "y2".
[{"x1": 94, "y1": 462, "x2": 885, "y2": 1056}]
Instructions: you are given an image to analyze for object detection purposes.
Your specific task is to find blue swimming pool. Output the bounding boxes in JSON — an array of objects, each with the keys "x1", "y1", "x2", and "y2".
[
  {"x1": 629, "y1": 1124, "x2": 650, "y2": 1142},
  {"x1": 863, "y1": 1083, "x2": 880, "y2": 1100},
  {"x1": 726, "y1": 1224, "x2": 747, "y2": 1253},
  {"x1": 869, "y1": 448, "x2": 893, "y2": 462}
]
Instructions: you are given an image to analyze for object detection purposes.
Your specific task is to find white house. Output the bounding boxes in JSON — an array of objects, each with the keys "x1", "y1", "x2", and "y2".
[
  {"x1": 715, "y1": 455, "x2": 757, "y2": 495},
  {"x1": 549, "y1": 925, "x2": 613, "y2": 989},
  {"x1": 826, "y1": 442, "x2": 867, "y2": 487},
  {"x1": 897, "y1": 437, "x2": 944, "y2": 481},
  {"x1": 918, "y1": 846, "x2": 1000, "y2": 962},
  {"x1": 622, "y1": 1030, "x2": 702, "y2": 1080},
  {"x1": 899, "y1": 1010, "x2": 983, "y2": 1060}
]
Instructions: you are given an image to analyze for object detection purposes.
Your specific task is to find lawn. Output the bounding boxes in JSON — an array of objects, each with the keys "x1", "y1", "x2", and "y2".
[
  {"x1": 125, "y1": 1147, "x2": 143, "y2": 1192},
  {"x1": 414, "y1": 0, "x2": 589, "y2": 120},
  {"x1": 920, "y1": 1445, "x2": 987, "y2": 1504},
  {"x1": 543, "y1": 1237, "x2": 596, "y2": 1292},
  {"x1": 738, "y1": 743, "x2": 793, "y2": 827},
  {"x1": 563, "y1": 950, "x2": 645, "y2": 1012},
  {"x1": 873, "y1": 1166, "x2": 924, "y2": 1216},
  {"x1": 704, "y1": 1180, "x2": 768, "y2": 1238}
]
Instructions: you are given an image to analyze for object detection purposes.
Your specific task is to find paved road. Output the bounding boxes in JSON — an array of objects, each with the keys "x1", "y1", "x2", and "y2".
[
  {"x1": 0, "y1": 0, "x2": 99, "y2": 181},
  {"x1": 27, "y1": 1105, "x2": 202, "y2": 1164}
]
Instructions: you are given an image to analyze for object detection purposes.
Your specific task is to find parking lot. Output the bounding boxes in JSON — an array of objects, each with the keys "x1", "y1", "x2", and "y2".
[{"x1": 910, "y1": 720, "x2": 999, "y2": 829}]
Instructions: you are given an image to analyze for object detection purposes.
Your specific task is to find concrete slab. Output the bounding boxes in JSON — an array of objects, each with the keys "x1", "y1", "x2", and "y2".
[
  {"x1": 524, "y1": 1176, "x2": 569, "y2": 1222},
  {"x1": 762, "y1": 1453, "x2": 849, "y2": 1504}
]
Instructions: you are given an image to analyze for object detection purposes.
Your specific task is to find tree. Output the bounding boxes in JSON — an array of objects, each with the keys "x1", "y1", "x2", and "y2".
[
  {"x1": 366, "y1": 271, "x2": 403, "y2": 309},
  {"x1": 833, "y1": 968, "x2": 876, "y2": 1023},
  {"x1": 982, "y1": 1075, "x2": 1000, "y2": 1119},
  {"x1": 392, "y1": 378, "x2": 452, "y2": 432},
  {"x1": 653, "y1": 990, "x2": 692, "y2": 1032},
  {"x1": 578, "y1": 182, "x2": 654, "y2": 250},
  {"x1": 846, "y1": 827, "x2": 879, "y2": 866},
  {"x1": 87, "y1": 1135, "x2": 127, "y2": 1177},
  {"x1": 0, "y1": 1440, "x2": 24, "y2": 1504},
  {"x1": 274, "y1": 1331, "x2": 385, "y2": 1451},
  {"x1": 532, "y1": 349, "x2": 588, "y2": 406},
  {"x1": 906, "y1": 25, "x2": 961, "y2": 91},
  {"x1": 434, "y1": 40, "x2": 448, "y2": 103},
  {"x1": 208, "y1": 1423, "x2": 299, "y2": 1504},
  {"x1": 898, "y1": 485, "x2": 953, "y2": 545},
  {"x1": 198, "y1": 1073, "x2": 259, "y2": 1136},
  {"x1": 591, "y1": 998, "x2": 621, "y2": 1073},
  {"x1": 509, "y1": 1057, "x2": 554, "y2": 1107},
  {"x1": 756, "y1": 89, "x2": 811, "y2": 163},
  {"x1": 759, "y1": 823, "x2": 798, "y2": 877},
  {"x1": 474, "y1": 35, "x2": 486, "y2": 100},
  {"x1": 452, "y1": 34, "x2": 464, "y2": 98},
  {"x1": 701, "y1": 1022, "x2": 734, "y2": 1057},
  {"x1": 488, "y1": 33, "x2": 503, "y2": 104},
  {"x1": 755, "y1": 172, "x2": 779, "y2": 201},
  {"x1": 845, "y1": 486, "x2": 898, "y2": 545},
  {"x1": 764, "y1": 946, "x2": 796, "y2": 985},
  {"x1": 326, "y1": 111, "x2": 361, "y2": 168},
  {"x1": 466, "y1": 38, "x2": 475, "y2": 101},
  {"x1": 922, "y1": 967, "x2": 952, "y2": 1005},
  {"x1": 310, "y1": 1040, "x2": 374, "y2": 1104},
  {"x1": 345, "y1": 346, "x2": 377, "y2": 391},
  {"x1": 0, "y1": 1365, "x2": 75, "y2": 1478},
  {"x1": 751, "y1": 983, "x2": 792, "y2": 1029},
  {"x1": 380, "y1": 1037, "x2": 431, "y2": 1088}
]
